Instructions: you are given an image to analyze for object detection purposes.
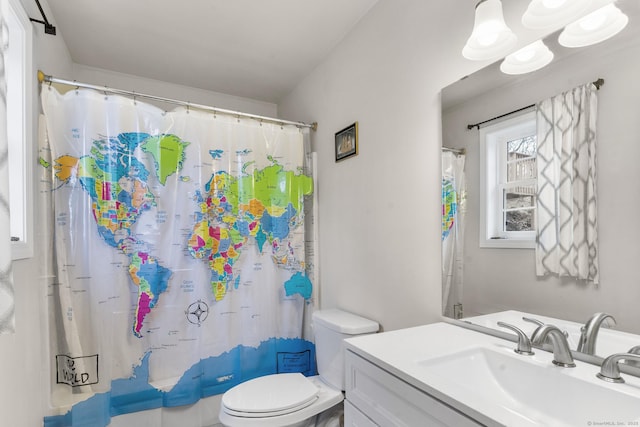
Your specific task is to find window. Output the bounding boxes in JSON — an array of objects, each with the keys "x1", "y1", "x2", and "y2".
[
  {"x1": 480, "y1": 111, "x2": 536, "y2": 249},
  {"x1": 4, "y1": 0, "x2": 34, "y2": 260}
]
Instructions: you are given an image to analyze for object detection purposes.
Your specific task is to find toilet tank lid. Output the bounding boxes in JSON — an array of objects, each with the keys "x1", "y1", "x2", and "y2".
[{"x1": 313, "y1": 309, "x2": 379, "y2": 334}]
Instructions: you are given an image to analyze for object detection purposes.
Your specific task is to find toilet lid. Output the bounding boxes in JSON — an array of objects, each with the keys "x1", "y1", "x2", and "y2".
[{"x1": 222, "y1": 373, "x2": 319, "y2": 416}]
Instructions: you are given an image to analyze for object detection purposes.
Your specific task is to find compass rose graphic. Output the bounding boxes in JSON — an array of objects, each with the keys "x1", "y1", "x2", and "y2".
[{"x1": 185, "y1": 300, "x2": 209, "y2": 326}]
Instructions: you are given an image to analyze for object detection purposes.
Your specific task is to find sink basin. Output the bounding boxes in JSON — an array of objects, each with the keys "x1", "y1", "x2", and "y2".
[{"x1": 418, "y1": 346, "x2": 640, "y2": 426}]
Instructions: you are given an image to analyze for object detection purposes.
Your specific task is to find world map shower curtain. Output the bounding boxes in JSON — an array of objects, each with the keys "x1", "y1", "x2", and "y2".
[
  {"x1": 41, "y1": 86, "x2": 316, "y2": 427},
  {"x1": 441, "y1": 151, "x2": 466, "y2": 318}
]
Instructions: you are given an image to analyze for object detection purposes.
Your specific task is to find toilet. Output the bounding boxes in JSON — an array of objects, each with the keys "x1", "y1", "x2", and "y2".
[{"x1": 218, "y1": 309, "x2": 379, "y2": 427}]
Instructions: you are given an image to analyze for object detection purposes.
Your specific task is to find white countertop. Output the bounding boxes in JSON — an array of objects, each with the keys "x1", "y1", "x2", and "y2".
[{"x1": 344, "y1": 322, "x2": 640, "y2": 427}]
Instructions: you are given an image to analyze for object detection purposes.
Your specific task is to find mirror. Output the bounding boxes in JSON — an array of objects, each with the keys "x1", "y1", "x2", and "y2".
[{"x1": 441, "y1": 0, "x2": 640, "y2": 360}]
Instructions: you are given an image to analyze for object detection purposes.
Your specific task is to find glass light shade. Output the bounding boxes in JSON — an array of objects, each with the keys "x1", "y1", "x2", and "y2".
[
  {"x1": 462, "y1": 0, "x2": 517, "y2": 61},
  {"x1": 500, "y1": 40, "x2": 554, "y2": 75},
  {"x1": 559, "y1": 3, "x2": 629, "y2": 48},
  {"x1": 522, "y1": 0, "x2": 594, "y2": 30}
]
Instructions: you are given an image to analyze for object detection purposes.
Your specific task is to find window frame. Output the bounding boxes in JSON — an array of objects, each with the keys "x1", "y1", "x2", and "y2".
[
  {"x1": 5, "y1": 0, "x2": 34, "y2": 260},
  {"x1": 479, "y1": 110, "x2": 536, "y2": 249}
]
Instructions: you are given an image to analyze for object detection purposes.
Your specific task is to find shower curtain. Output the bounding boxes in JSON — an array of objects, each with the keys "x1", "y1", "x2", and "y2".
[
  {"x1": 441, "y1": 151, "x2": 466, "y2": 318},
  {"x1": 41, "y1": 86, "x2": 316, "y2": 427},
  {"x1": 0, "y1": 12, "x2": 13, "y2": 335}
]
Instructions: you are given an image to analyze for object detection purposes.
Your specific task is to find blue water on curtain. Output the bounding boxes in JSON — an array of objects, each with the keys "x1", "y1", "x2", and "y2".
[{"x1": 44, "y1": 339, "x2": 316, "y2": 427}]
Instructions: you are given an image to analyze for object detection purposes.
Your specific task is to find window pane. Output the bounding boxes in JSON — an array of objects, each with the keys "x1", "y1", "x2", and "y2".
[
  {"x1": 504, "y1": 187, "x2": 536, "y2": 209},
  {"x1": 507, "y1": 157, "x2": 537, "y2": 181},
  {"x1": 506, "y1": 135, "x2": 536, "y2": 182},
  {"x1": 503, "y1": 183, "x2": 536, "y2": 232},
  {"x1": 505, "y1": 209, "x2": 536, "y2": 231},
  {"x1": 507, "y1": 135, "x2": 536, "y2": 157}
]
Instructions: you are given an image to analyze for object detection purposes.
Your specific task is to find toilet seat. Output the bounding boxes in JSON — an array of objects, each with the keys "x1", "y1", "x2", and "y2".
[
  {"x1": 222, "y1": 373, "x2": 319, "y2": 418},
  {"x1": 219, "y1": 374, "x2": 344, "y2": 427}
]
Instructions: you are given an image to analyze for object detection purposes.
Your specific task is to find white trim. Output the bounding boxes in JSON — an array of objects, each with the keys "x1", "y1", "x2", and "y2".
[{"x1": 6, "y1": 0, "x2": 34, "y2": 260}]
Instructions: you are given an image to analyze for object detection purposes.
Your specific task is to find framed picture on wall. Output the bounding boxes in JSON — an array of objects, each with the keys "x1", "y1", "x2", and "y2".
[{"x1": 335, "y1": 122, "x2": 358, "y2": 162}]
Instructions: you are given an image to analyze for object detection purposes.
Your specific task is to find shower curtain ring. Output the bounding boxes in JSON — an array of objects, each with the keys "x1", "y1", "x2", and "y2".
[{"x1": 186, "y1": 102, "x2": 190, "y2": 114}]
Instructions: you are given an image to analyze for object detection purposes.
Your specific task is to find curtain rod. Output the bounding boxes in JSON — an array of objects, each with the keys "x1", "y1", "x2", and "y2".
[
  {"x1": 29, "y1": 0, "x2": 56, "y2": 35},
  {"x1": 466, "y1": 77, "x2": 604, "y2": 130},
  {"x1": 37, "y1": 70, "x2": 318, "y2": 131},
  {"x1": 442, "y1": 147, "x2": 466, "y2": 155}
]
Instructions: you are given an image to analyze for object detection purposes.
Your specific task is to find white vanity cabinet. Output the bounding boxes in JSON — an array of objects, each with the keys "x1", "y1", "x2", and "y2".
[{"x1": 344, "y1": 349, "x2": 482, "y2": 427}]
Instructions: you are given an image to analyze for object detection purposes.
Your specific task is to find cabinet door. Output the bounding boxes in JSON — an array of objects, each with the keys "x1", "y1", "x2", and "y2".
[
  {"x1": 345, "y1": 350, "x2": 482, "y2": 427},
  {"x1": 344, "y1": 400, "x2": 378, "y2": 427}
]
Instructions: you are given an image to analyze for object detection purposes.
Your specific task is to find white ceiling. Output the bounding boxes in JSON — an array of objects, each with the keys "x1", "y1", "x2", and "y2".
[{"x1": 45, "y1": 0, "x2": 379, "y2": 104}]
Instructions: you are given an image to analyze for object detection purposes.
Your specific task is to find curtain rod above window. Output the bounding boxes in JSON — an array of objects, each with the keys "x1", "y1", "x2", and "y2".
[
  {"x1": 466, "y1": 78, "x2": 604, "y2": 131},
  {"x1": 37, "y1": 70, "x2": 318, "y2": 131}
]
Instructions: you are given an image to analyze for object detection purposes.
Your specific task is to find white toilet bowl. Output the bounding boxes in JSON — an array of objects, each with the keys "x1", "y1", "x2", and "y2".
[
  {"x1": 218, "y1": 309, "x2": 379, "y2": 427},
  {"x1": 218, "y1": 373, "x2": 343, "y2": 427}
]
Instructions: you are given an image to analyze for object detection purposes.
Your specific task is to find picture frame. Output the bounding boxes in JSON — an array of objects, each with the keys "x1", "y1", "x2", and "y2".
[{"x1": 335, "y1": 122, "x2": 358, "y2": 162}]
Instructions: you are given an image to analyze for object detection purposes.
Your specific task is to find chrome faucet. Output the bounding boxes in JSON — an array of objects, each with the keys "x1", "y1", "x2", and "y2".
[
  {"x1": 497, "y1": 322, "x2": 534, "y2": 356},
  {"x1": 577, "y1": 312, "x2": 616, "y2": 355},
  {"x1": 597, "y1": 352, "x2": 640, "y2": 383},
  {"x1": 531, "y1": 324, "x2": 576, "y2": 367}
]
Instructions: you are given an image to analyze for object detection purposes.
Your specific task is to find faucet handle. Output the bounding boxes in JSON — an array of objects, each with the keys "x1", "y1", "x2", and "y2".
[
  {"x1": 522, "y1": 317, "x2": 544, "y2": 327},
  {"x1": 497, "y1": 322, "x2": 534, "y2": 356},
  {"x1": 597, "y1": 353, "x2": 640, "y2": 383},
  {"x1": 524, "y1": 317, "x2": 569, "y2": 341}
]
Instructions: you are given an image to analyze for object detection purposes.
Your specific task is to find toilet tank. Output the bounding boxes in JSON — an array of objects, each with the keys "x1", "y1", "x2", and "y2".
[{"x1": 312, "y1": 309, "x2": 378, "y2": 390}]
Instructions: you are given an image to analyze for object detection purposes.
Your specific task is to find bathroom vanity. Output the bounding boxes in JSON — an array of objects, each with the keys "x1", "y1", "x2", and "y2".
[
  {"x1": 343, "y1": 322, "x2": 640, "y2": 426},
  {"x1": 344, "y1": 346, "x2": 482, "y2": 426}
]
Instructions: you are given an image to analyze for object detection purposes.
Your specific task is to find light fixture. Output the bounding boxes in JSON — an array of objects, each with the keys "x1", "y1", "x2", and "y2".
[
  {"x1": 462, "y1": 0, "x2": 517, "y2": 61},
  {"x1": 522, "y1": 0, "x2": 594, "y2": 30},
  {"x1": 500, "y1": 40, "x2": 554, "y2": 75},
  {"x1": 559, "y1": 3, "x2": 629, "y2": 48}
]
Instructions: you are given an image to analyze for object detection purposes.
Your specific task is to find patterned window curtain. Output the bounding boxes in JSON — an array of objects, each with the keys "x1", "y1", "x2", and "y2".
[
  {"x1": 0, "y1": 12, "x2": 14, "y2": 335},
  {"x1": 535, "y1": 82, "x2": 599, "y2": 284}
]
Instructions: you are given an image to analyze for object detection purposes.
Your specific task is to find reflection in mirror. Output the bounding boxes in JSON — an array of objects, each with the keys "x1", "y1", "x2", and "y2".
[{"x1": 441, "y1": 0, "x2": 640, "y2": 359}]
